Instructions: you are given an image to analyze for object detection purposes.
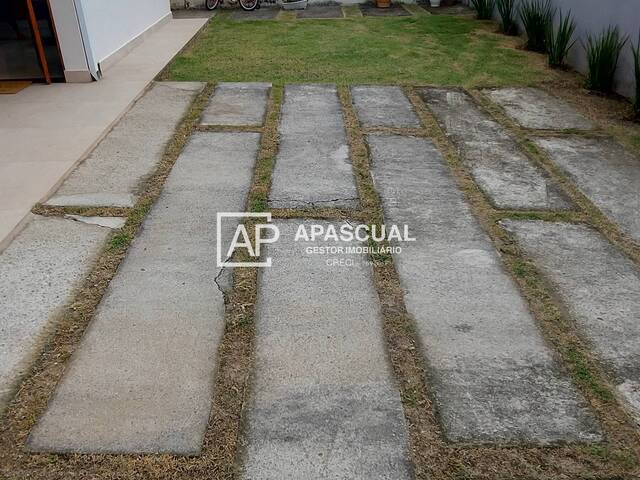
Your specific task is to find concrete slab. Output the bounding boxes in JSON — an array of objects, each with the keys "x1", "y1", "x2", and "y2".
[
  {"x1": 0, "y1": 16, "x2": 209, "y2": 249},
  {"x1": 46, "y1": 82, "x2": 204, "y2": 208},
  {"x1": 242, "y1": 220, "x2": 411, "y2": 479},
  {"x1": 297, "y1": 5, "x2": 344, "y2": 19},
  {"x1": 270, "y1": 84, "x2": 358, "y2": 208},
  {"x1": 0, "y1": 216, "x2": 109, "y2": 413},
  {"x1": 534, "y1": 137, "x2": 640, "y2": 243},
  {"x1": 502, "y1": 220, "x2": 640, "y2": 423},
  {"x1": 230, "y1": 7, "x2": 279, "y2": 21},
  {"x1": 351, "y1": 85, "x2": 420, "y2": 128},
  {"x1": 484, "y1": 87, "x2": 594, "y2": 131},
  {"x1": 359, "y1": 4, "x2": 410, "y2": 16},
  {"x1": 28, "y1": 132, "x2": 259, "y2": 455},
  {"x1": 201, "y1": 82, "x2": 271, "y2": 126},
  {"x1": 421, "y1": 88, "x2": 572, "y2": 210},
  {"x1": 368, "y1": 133, "x2": 601, "y2": 444},
  {"x1": 65, "y1": 215, "x2": 127, "y2": 229}
]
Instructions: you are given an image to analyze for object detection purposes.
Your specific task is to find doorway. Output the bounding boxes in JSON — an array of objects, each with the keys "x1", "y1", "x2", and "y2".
[{"x1": 0, "y1": 0, "x2": 64, "y2": 83}]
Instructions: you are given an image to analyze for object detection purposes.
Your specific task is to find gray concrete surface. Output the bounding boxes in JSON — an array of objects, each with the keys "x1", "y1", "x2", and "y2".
[
  {"x1": 484, "y1": 88, "x2": 594, "y2": 131},
  {"x1": 502, "y1": 220, "x2": 640, "y2": 424},
  {"x1": 242, "y1": 220, "x2": 412, "y2": 479},
  {"x1": 28, "y1": 132, "x2": 259, "y2": 455},
  {"x1": 368, "y1": 134, "x2": 601, "y2": 444},
  {"x1": 360, "y1": 4, "x2": 410, "y2": 16},
  {"x1": 201, "y1": 82, "x2": 271, "y2": 126},
  {"x1": 421, "y1": 88, "x2": 572, "y2": 210},
  {"x1": 45, "y1": 82, "x2": 204, "y2": 208},
  {"x1": 270, "y1": 84, "x2": 358, "y2": 208},
  {"x1": 297, "y1": 5, "x2": 344, "y2": 18},
  {"x1": 534, "y1": 137, "x2": 640, "y2": 243},
  {"x1": 0, "y1": 216, "x2": 110, "y2": 413},
  {"x1": 65, "y1": 215, "x2": 127, "y2": 229},
  {"x1": 351, "y1": 85, "x2": 420, "y2": 128}
]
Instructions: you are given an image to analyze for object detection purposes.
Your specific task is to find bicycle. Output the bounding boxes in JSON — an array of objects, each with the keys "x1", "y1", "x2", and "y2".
[{"x1": 206, "y1": 0, "x2": 260, "y2": 11}]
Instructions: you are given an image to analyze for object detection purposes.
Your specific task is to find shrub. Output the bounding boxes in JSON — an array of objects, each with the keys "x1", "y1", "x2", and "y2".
[
  {"x1": 585, "y1": 26, "x2": 628, "y2": 93},
  {"x1": 470, "y1": 0, "x2": 495, "y2": 21},
  {"x1": 520, "y1": 0, "x2": 555, "y2": 53},
  {"x1": 546, "y1": 10, "x2": 576, "y2": 68},
  {"x1": 633, "y1": 32, "x2": 640, "y2": 118},
  {"x1": 496, "y1": 0, "x2": 518, "y2": 36}
]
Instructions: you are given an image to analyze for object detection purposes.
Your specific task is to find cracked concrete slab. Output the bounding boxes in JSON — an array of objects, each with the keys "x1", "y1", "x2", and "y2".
[
  {"x1": 270, "y1": 84, "x2": 358, "y2": 209},
  {"x1": 28, "y1": 132, "x2": 259, "y2": 455},
  {"x1": 45, "y1": 82, "x2": 204, "y2": 208},
  {"x1": 351, "y1": 85, "x2": 420, "y2": 128},
  {"x1": 65, "y1": 215, "x2": 126, "y2": 229},
  {"x1": 421, "y1": 88, "x2": 572, "y2": 210},
  {"x1": 484, "y1": 87, "x2": 594, "y2": 131},
  {"x1": 533, "y1": 137, "x2": 640, "y2": 243},
  {"x1": 242, "y1": 220, "x2": 411, "y2": 479},
  {"x1": 201, "y1": 82, "x2": 271, "y2": 126},
  {"x1": 502, "y1": 220, "x2": 640, "y2": 424},
  {"x1": 0, "y1": 215, "x2": 109, "y2": 413},
  {"x1": 368, "y1": 134, "x2": 601, "y2": 444}
]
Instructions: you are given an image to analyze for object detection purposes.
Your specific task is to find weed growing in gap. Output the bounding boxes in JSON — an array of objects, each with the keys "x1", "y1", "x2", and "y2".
[
  {"x1": 585, "y1": 26, "x2": 628, "y2": 93},
  {"x1": 546, "y1": 10, "x2": 576, "y2": 68},
  {"x1": 520, "y1": 0, "x2": 555, "y2": 53}
]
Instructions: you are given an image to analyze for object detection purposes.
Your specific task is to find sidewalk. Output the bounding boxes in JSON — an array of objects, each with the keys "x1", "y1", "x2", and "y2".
[{"x1": 0, "y1": 13, "x2": 210, "y2": 251}]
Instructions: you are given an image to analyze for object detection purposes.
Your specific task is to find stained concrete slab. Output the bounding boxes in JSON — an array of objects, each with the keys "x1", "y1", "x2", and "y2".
[
  {"x1": 421, "y1": 88, "x2": 572, "y2": 210},
  {"x1": 201, "y1": 82, "x2": 271, "y2": 126},
  {"x1": 359, "y1": 4, "x2": 410, "y2": 16},
  {"x1": 297, "y1": 5, "x2": 343, "y2": 18},
  {"x1": 484, "y1": 87, "x2": 594, "y2": 131},
  {"x1": 368, "y1": 134, "x2": 601, "y2": 444},
  {"x1": 45, "y1": 82, "x2": 204, "y2": 208},
  {"x1": 351, "y1": 85, "x2": 420, "y2": 128},
  {"x1": 502, "y1": 220, "x2": 640, "y2": 423},
  {"x1": 0, "y1": 216, "x2": 109, "y2": 413},
  {"x1": 65, "y1": 215, "x2": 126, "y2": 229},
  {"x1": 534, "y1": 137, "x2": 640, "y2": 243},
  {"x1": 230, "y1": 7, "x2": 279, "y2": 21},
  {"x1": 28, "y1": 132, "x2": 259, "y2": 455},
  {"x1": 242, "y1": 220, "x2": 411, "y2": 479},
  {"x1": 269, "y1": 84, "x2": 358, "y2": 208}
]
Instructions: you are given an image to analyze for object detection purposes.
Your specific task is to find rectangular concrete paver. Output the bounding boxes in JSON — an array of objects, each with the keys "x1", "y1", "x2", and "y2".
[
  {"x1": 484, "y1": 87, "x2": 594, "y2": 131},
  {"x1": 45, "y1": 82, "x2": 204, "y2": 208},
  {"x1": 421, "y1": 88, "x2": 571, "y2": 210},
  {"x1": 28, "y1": 132, "x2": 259, "y2": 455},
  {"x1": 201, "y1": 82, "x2": 271, "y2": 126},
  {"x1": 0, "y1": 216, "x2": 110, "y2": 413},
  {"x1": 534, "y1": 137, "x2": 640, "y2": 243},
  {"x1": 502, "y1": 220, "x2": 640, "y2": 423},
  {"x1": 269, "y1": 84, "x2": 358, "y2": 208},
  {"x1": 351, "y1": 85, "x2": 420, "y2": 128},
  {"x1": 368, "y1": 134, "x2": 601, "y2": 444},
  {"x1": 242, "y1": 221, "x2": 411, "y2": 479}
]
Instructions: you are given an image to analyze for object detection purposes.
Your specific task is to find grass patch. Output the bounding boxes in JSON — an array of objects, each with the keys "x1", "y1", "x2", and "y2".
[{"x1": 165, "y1": 13, "x2": 544, "y2": 87}]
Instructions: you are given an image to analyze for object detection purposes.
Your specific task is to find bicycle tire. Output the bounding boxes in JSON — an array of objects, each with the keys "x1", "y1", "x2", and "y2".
[
  {"x1": 239, "y1": 0, "x2": 259, "y2": 11},
  {"x1": 205, "y1": 0, "x2": 220, "y2": 10}
]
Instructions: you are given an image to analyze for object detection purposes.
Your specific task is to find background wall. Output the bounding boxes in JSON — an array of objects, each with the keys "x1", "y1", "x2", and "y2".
[
  {"x1": 49, "y1": 0, "x2": 91, "y2": 81},
  {"x1": 462, "y1": 0, "x2": 638, "y2": 99},
  {"x1": 76, "y1": 0, "x2": 171, "y2": 68}
]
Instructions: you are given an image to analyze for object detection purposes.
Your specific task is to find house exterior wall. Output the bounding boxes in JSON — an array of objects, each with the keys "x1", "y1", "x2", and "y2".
[
  {"x1": 48, "y1": 0, "x2": 91, "y2": 82},
  {"x1": 75, "y1": 0, "x2": 171, "y2": 75}
]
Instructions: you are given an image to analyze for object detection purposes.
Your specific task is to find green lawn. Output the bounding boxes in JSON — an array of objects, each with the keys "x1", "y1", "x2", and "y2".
[{"x1": 165, "y1": 9, "x2": 548, "y2": 86}]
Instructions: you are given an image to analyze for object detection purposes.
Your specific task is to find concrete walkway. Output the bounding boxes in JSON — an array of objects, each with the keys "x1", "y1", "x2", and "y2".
[
  {"x1": 2, "y1": 83, "x2": 640, "y2": 477},
  {"x1": 0, "y1": 14, "x2": 209, "y2": 251}
]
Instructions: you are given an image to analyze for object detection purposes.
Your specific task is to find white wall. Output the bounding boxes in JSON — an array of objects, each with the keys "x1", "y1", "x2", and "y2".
[
  {"x1": 76, "y1": 0, "x2": 171, "y2": 71},
  {"x1": 49, "y1": 0, "x2": 91, "y2": 81}
]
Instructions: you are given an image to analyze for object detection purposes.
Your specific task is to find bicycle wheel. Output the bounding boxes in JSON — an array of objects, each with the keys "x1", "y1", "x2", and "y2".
[
  {"x1": 239, "y1": 0, "x2": 259, "y2": 11},
  {"x1": 205, "y1": 0, "x2": 220, "y2": 10}
]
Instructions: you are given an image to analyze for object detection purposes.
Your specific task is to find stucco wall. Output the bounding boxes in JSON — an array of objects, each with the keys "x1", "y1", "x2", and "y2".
[{"x1": 76, "y1": 0, "x2": 171, "y2": 67}]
